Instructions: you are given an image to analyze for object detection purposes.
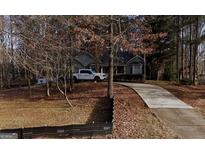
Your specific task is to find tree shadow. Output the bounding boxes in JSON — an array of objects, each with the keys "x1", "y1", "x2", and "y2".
[{"x1": 86, "y1": 97, "x2": 113, "y2": 124}]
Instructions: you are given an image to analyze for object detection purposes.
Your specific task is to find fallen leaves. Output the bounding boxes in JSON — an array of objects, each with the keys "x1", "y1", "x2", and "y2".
[{"x1": 112, "y1": 84, "x2": 178, "y2": 139}]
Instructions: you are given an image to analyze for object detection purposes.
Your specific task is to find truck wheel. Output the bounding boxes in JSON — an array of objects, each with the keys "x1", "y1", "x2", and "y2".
[
  {"x1": 73, "y1": 77, "x2": 78, "y2": 83},
  {"x1": 94, "y1": 76, "x2": 100, "y2": 82}
]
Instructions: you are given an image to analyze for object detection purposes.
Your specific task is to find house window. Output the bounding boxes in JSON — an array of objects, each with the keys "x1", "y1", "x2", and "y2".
[{"x1": 132, "y1": 64, "x2": 142, "y2": 75}]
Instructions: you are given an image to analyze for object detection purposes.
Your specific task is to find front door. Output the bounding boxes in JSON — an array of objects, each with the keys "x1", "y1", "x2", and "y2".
[{"x1": 132, "y1": 64, "x2": 142, "y2": 74}]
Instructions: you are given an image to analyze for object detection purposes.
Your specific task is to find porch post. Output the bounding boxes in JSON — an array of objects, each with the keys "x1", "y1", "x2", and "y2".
[{"x1": 124, "y1": 65, "x2": 126, "y2": 74}]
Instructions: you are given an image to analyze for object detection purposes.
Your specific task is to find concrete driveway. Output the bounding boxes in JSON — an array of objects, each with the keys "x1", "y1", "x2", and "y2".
[{"x1": 116, "y1": 82, "x2": 205, "y2": 138}]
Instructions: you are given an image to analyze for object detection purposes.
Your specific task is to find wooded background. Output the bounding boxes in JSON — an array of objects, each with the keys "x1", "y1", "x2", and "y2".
[{"x1": 0, "y1": 16, "x2": 205, "y2": 105}]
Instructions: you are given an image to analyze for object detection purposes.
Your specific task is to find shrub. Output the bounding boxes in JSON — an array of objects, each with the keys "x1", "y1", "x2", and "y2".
[
  {"x1": 180, "y1": 78, "x2": 193, "y2": 85},
  {"x1": 114, "y1": 74, "x2": 143, "y2": 82}
]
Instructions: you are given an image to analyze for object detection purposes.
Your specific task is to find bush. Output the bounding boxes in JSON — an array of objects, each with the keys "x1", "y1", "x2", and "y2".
[
  {"x1": 180, "y1": 78, "x2": 193, "y2": 85},
  {"x1": 114, "y1": 74, "x2": 143, "y2": 82}
]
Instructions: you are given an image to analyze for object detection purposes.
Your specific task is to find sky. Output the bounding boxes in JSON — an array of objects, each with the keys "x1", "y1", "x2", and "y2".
[
  {"x1": 0, "y1": 0, "x2": 205, "y2": 15},
  {"x1": 1, "y1": 1, "x2": 205, "y2": 154}
]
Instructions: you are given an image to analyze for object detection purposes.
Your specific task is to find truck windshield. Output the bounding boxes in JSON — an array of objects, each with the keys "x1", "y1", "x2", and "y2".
[{"x1": 91, "y1": 70, "x2": 96, "y2": 73}]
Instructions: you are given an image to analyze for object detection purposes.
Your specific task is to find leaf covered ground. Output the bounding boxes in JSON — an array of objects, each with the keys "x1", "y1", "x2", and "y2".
[
  {"x1": 0, "y1": 82, "x2": 178, "y2": 138},
  {"x1": 112, "y1": 84, "x2": 178, "y2": 139}
]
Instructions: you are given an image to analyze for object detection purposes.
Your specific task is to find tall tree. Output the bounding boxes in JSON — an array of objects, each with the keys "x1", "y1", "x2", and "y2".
[
  {"x1": 189, "y1": 16, "x2": 193, "y2": 80},
  {"x1": 193, "y1": 16, "x2": 199, "y2": 85},
  {"x1": 181, "y1": 16, "x2": 184, "y2": 79},
  {"x1": 108, "y1": 15, "x2": 114, "y2": 99},
  {"x1": 176, "y1": 15, "x2": 180, "y2": 83}
]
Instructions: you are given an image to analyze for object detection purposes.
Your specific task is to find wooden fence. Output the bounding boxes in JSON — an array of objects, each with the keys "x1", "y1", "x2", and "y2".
[{"x1": 0, "y1": 122, "x2": 112, "y2": 139}]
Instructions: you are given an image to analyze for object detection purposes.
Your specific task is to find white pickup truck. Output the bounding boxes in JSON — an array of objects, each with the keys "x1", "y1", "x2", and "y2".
[{"x1": 73, "y1": 69, "x2": 107, "y2": 82}]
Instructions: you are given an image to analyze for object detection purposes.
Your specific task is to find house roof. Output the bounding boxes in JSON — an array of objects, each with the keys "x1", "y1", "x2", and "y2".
[
  {"x1": 74, "y1": 51, "x2": 144, "y2": 66},
  {"x1": 74, "y1": 51, "x2": 95, "y2": 66},
  {"x1": 127, "y1": 55, "x2": 144, "y2": 64},
  {"x1": 100, "y1": 51, "x2": 143, "y2": 65}
]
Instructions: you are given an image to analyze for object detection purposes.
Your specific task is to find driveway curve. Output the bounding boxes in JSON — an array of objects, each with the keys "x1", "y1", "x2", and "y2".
[{"x1": 116, "y1": 82, "x2": 205, "y2": 138}]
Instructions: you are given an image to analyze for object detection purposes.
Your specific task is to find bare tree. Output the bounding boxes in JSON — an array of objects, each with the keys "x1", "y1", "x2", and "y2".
[{"x1": 193, "y1": 16, "x2": 199, "y2": 85}]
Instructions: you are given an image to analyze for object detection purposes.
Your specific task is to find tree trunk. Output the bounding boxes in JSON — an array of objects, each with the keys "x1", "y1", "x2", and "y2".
[
  {"x1": 64, "y1": 74, "x2": 67, "y2": 95},
  {"x1": 181, "y1": 17, "x2": 184, "y2": 79},
  {"x1": 9, "y1": 16, "x2": 15, "y2": 81},
  {"x1": 95, "y1": 55, "x2": 100, "y2": 72},
  {"x1": 45, "y1": 52, "x2": 50, "y2": 97},
  {"x1": 69, "y1": 57, "x2": 73, "y2": 92},
  {"x1": 94, "y1": 46, "x2": 100, "y2": 72},
  {"x1": 56, "y1": 65, "x2": 72, "y2": 107},
  {"x1": 193, "y1": 16, "x2": 198, "y2": 85},
  {"x1": 56, "y1": 77, "x2": 72, "y2": 107},
  {"x1": 0, "y1": 66, "x2": 3, "y2": 90},
  {"x1": 143, "y1": 53, "x2": 146, "y2": 81},
  {"x1": 17, "y1": 67, "x2": 21, "y2": 88},
  {"x1": 25, "y1": 70, "x2": 32, "y2": 97},
  {"x1": 107, "y1": 15, "x2": 114, "y2": 99},
  {"x1": 176, "y1": 16, "x2": 180, "y2": 83},
  {"x1": 189, "y1": 18, "x2": 192, "y2": 80},
  {"x1": 69, "y1": 36, "x2": 73, "y2": 92},
  {"x1": 157, "y1": 70, "x2": 160, "y2": 80},
  {"x1": 64, "y1": 62, "x2": 67, "y2": 96},
  {"x1": 46, "y1": 78, "x2": 50, "y2": 96},
  {"x1": 28, "y1": 77, "x2": 31, "y2": 97}
]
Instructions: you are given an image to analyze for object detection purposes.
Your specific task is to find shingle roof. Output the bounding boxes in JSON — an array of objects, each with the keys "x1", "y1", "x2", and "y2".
[
  {"x1": 100, "y1": 51, "x2": 142, "y2": 65},
  {"x1": 74, "y1": 50, "x2": 143, "y2": 66}
]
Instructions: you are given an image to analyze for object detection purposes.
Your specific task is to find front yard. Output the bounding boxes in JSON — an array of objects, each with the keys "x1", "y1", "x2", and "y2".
[
  {"x1": 0, "y1": 83, "x2": 112, "y2": 129},
  {"x1": 0, "y1": 82, "x2": 178, "y2": 138}
]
